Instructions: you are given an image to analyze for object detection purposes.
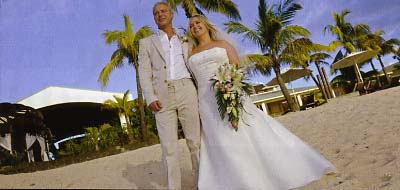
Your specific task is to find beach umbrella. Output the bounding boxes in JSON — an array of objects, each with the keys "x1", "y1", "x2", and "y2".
[
  {"x1": 331, "y1": 50, "x2": 379, "y2": 83},
  {"x1": 267, "y1": 68, "x2": 312, "y2": 86}
]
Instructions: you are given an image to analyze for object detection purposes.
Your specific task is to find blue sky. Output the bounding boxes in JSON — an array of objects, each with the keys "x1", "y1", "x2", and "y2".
[{"x1": 0, "y1": 0, "x2": 399, "y2": 103}]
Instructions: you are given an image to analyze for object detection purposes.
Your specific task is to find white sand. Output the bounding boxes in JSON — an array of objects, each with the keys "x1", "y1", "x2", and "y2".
[{"x1": 1, "y1": 86, "x2": 399, "y2": 189}]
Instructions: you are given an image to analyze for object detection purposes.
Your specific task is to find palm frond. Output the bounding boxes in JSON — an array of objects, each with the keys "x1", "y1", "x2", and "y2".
[
  {"x1": 343, "y1": 41, "x2": 356, "y2": 53},
  {"x1": 113, "y1": 95, "x2": 124, "y2": 107},
  {"x1": 310, "y1": 52, "x2": 332, "y2": 62},
  {"x1": 224, "y1": 22, "x2": 262, "y2": 46},
  {"x1": 374, "y1": 29, "x2": 385, "y2": 36},
  {"x1": 122, "y1": 90, "x2": 130, "y2": 106},
  {"x1": 244, "y1": 54, "x2": 273, "y2": 76},
  {"x1": 123, "y1": 15, "x2": 134, "y2": 43},
  {"x1": 103, "y1": 99, "x2": 120, "y2": 110},
  {"x1": 327, "y1": 40, "x2": 342, "y2": 51},
  {"x1": 165, "y1": 0, "x2": 182, "y2": 11},
  {"x1": 281, "y1": 38, "x2": 313, "y2": 56},
  {"x1": 109, "y1": 48, "x2": 128, "y2": 60},
  {"x1": 257, "y1": 0, "x2": 268, "y2": 23},
  {"x1": 277, "y1": 0, "x2": 302, "y2": 25},
  {"x1": 334, "y1": 10, "x2": 351, "y2": 27},
  {"x1": 279, "y1": 38, "x2": 315, "y2": 68},
  {"x1": 311, "y1": 43, "x2": 335, "y2": 52},
  {"x1": 98, "y1": 54, "x2": 125, "y2": 87},
  {"x1": 353, "y1": 23, "x2": 370, "y2": 35},
  {"x1": 133, "y1": 26, "x2": 153, "y2": 50},
  {"x1": 278, "y1": 25, "x2": 310, "y2": 46},
  {"x1": 103, "y1": 90, "x2": 134, "y2": 116},
  {"x1": 182, "y1": 0, "x2": 199, "y2": 17},
  {"x1": 255, "y1": 12, "x2": 282, "y2": 52},
  {"x1": 103, "y1": 30, "x2": 124, "y2": 44},
  {"x1": 196, "y1": 0, "x2": 241, "y2": 20}
]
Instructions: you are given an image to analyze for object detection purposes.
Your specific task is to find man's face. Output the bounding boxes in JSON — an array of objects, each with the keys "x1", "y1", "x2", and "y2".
[{"x1": 153, "y1": 4, "x2": 173, "y2": 29}]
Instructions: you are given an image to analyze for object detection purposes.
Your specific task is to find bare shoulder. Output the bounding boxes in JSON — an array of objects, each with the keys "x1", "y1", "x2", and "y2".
[
  {"x1": 190, "y1": 46, "x2": 201, "y2": 56},
  {"x1": 214, "y1": 40, "x2": 234, "y2": 51},
  {"x1": 213, "y1": 40, "x2": 229, "y2": 48}
]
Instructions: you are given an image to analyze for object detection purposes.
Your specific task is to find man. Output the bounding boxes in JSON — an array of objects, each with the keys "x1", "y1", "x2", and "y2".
[{"x1": 138, "y1": 2, "x2": 201, "y2": 190}]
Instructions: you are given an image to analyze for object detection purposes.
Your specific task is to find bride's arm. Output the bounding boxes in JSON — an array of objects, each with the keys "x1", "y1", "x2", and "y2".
[{"x1": 221, "y1": 41, "x2": 240, "y2": 66}]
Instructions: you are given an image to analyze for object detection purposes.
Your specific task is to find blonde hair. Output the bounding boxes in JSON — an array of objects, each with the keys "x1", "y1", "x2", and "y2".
[{"x1": 188, "y1": 15, "x2": 219, "y2": 48}]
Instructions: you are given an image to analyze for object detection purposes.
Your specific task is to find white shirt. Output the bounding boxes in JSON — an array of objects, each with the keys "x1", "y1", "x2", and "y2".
[{"x1": 157, "y1": 29, "x2": 191, "y2": 80}]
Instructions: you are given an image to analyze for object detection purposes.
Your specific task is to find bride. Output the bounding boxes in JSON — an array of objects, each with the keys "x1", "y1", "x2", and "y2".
[{"x1": 187, "y1": 15, "x2": 337, "y2": 190}]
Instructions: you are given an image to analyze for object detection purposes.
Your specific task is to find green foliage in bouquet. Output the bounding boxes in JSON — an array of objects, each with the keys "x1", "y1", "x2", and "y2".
[{"x1": 210, "y1": 62, "x2": 253, "y2": 131}]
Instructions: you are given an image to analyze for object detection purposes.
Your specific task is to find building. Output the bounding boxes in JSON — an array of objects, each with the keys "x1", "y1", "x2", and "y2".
[{"x1": 250, "y1": 85, "x2": 321, "y2": 117}]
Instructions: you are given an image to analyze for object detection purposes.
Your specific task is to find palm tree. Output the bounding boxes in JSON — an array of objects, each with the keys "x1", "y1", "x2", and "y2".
[
  {"x1": 324, "y1": 10, "x2": 371, "y2": 83},
  {"x1": 165, "y1": 0, "x2": 241, "y2": 20},
  {"x1": 358, "y1": 30, "x2": 400, "y2": 84},
  {"x1": 225, "y1": 0, "x2": 319, "y2": 112},
  {"x1": 84, "y1": 124, "x2": 113, "y2": 152},
  {"x1": 99, "y1": 15, "x2": 152, "y2": 142},
  {"x1": 103, "y1": 90, "x2": 136, "y2": 142},
  {"x1": 324, "y1": 10, "x2": 357, "y2": 54}
]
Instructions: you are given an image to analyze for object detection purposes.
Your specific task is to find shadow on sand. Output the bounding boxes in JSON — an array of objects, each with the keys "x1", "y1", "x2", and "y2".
[{"x1": 122, "y1": 160, "x2": 195, "y2": 189}]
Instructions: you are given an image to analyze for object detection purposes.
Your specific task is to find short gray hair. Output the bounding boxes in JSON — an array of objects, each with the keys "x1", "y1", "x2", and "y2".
[{"x1": 153, "y1": 2, "x2": 172, "y2": 13}]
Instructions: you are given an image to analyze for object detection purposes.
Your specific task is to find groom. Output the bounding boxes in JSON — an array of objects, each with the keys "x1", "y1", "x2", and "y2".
[{"x1": 138, "y1": 2, "x2": 201, "y2": 190}]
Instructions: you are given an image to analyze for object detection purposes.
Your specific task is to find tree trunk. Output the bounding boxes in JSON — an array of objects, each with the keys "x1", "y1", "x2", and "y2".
[
  {"x1": 315, "y1": 61, "x2": 331, "y2": 98},
  {"x1": 369, "y1": 61, "x2": 382, "y2": 87},
  {"x1": 273, "y1": 66, "x2": 299, "y2": 112},
  {"x1": 321, "y1": 67, "x2": 334, "y2": 98},
  {"x1": 124, "y1": 113, "x2": 134, "y2": 142},
  {"x1": 134, "y1": 63, "x2": 148, "y2": 143},
  {"x1": 311, "y1": 73, "x2": 328, "y2": 101},
  {"x1": 377, "y1": 55, "x2": 390, "y2": 86},
  {"x1": 317, "y1": 75, "x2": 329, "y2": 100},
  {"x1": 306, "y1": 64, "x2": 327, "y2": 100}
]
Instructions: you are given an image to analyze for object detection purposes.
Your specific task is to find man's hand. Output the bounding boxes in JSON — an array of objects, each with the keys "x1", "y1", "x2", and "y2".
[{"x1": 148, "y1": 100, "x2": 163, "y2": 112}]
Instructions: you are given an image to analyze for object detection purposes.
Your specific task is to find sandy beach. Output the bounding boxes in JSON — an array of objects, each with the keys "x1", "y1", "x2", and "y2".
[{"x1": 0, "y1": 86, "x2": 399, "y2": 189}]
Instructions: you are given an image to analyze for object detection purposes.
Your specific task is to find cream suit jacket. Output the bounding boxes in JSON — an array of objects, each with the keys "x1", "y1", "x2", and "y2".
[{"x1": 138, "y1": 34, "x2": 191, "y2": 111}]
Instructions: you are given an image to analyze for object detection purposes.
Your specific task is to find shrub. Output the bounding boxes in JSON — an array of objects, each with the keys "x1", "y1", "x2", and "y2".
[{"x1": 0, "y1": 149, "x2": 24, "y2": 166}]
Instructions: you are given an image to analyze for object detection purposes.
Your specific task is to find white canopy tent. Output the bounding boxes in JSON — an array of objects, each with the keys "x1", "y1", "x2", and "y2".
[
  {"x1": 17, "y1": 86, "x2": 133, "y2": 129},
  {"x1": 26, "y1": 134, "x2": 49, "y2": 162},
  {"x1": 18, "y1": 86, "x2": 133, "y2": 109}
]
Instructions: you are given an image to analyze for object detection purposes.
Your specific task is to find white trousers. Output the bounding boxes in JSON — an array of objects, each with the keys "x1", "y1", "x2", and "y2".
[{"x1": 155, "y1": 78, "x2": 201, "y2": 190}]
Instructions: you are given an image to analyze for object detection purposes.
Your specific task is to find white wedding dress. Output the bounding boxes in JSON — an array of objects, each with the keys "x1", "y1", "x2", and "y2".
[{"x1": 188, "y1": 47, "x2": 336, "y2": 190}]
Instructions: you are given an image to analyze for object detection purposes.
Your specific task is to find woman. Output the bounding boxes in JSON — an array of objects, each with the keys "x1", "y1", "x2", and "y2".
[{"x1": 187, "y1": 15, "x2": 336, "y2": 190}]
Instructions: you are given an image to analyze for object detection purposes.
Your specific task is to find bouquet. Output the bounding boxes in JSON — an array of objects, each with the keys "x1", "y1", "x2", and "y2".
[{"x1": 210, "y1": 62, "x2": 253, "y2": 131}]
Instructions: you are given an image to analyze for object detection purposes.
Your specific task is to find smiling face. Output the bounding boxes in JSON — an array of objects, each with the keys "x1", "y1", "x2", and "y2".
[
  {"x1": 153, "y1": 3, "x2": 173, "y2": 29},
  {"x1": 189, "y1": 16, "x2": 208, "y2": 39}
]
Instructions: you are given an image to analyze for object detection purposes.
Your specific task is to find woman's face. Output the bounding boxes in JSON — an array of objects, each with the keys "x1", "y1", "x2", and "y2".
[{"x1": 189, "y1": 17, "x2": 208, "y2": 39}]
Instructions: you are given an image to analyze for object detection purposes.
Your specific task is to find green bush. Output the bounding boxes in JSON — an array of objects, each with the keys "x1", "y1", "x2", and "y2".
[
  {"x1": 314, "y1": 91, "x2": 327, "y2": 106},
  {"x1": 65, "y1": 139, "x2": 83, "y2": 155},
  {"x1": 0, "y1": 149, "x2": 24, "y2": 166},
  {"x1": 98, "y1": 124, "x2": 121, "y2": 149}
]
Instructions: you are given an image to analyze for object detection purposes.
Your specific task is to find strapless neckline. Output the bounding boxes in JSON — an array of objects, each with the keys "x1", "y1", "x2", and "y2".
[{"x1": 189, "y1": 47, "x2": 227, "y2": 63}]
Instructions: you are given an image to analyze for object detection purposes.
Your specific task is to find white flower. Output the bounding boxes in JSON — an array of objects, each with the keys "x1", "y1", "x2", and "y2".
[
  {"x1": 210, "y1": 61, "x2": 252, "y2": 132},
  {"x1": 179, "y1": 35, "x2": 188, "y2": 43}
]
